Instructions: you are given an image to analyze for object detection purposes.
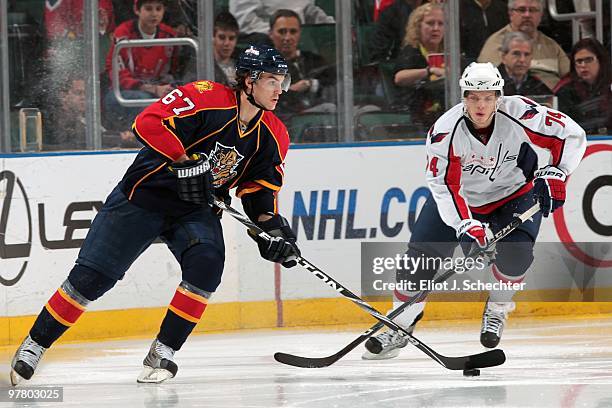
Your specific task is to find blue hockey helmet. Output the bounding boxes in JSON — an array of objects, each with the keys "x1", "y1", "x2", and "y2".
[{"x1": 236, "y1": 45, "x2": 291, "y2": 91}]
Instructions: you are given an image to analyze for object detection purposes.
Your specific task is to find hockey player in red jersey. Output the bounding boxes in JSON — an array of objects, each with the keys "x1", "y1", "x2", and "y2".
[
  {"x1": 10, "y1": 45, "x2": 300, "y2": 384},
  {"x1": 363, "y1": 62, "x2": 586, "y2": 360}
]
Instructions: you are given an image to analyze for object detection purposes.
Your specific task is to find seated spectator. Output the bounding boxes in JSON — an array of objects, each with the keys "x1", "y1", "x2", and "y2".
[
  {"x1": 554, "y1": 38, "x2": 611, "y2": 134},
  {"x1": 213, "y1": 12, "x2": 239, "y2": 87},
  {"x1": 43, "y1": 68, "x2": 138, "y2": 151},
  {"x1": 478, "y1": 0, "x2": 570, "y2": 90},
  {"x1": 103, "y1": 0, "x2": 177, "y2": 131},
  {"x1": 393, "y1": 3, "x2": 446, "y2": 125},
  {"x1": 460, "y1": 0, "x2": 508, "y2": 63},
  {"x1": 43, "y1": 74, "x2": 87, "y2": 151},
  {"x1": 268, "y1": 9, "x2": 336, "y2": 120},
  {"x1": 230, "y1": 0, "x2": 335, "y2": 46},
  {"x1": 170, "y1": 11, "x2": 240, "y2": 86},
  {"x1": 498, "y1": 31, "x2": 551, "y2": 96}
]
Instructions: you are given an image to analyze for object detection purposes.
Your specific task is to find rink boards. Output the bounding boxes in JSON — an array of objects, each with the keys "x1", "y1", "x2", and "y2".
[{"x1": 1, "y1": 140, "x2": 611, "y2": 345}]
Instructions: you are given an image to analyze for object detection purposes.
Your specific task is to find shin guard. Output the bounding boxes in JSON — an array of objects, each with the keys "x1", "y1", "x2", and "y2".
[
  {"x1": 31, "y1": 280, "x2": 90, "y2": 348},
  {"x1": 157, "y1": 281, "x2": 211, "y2": 351}
]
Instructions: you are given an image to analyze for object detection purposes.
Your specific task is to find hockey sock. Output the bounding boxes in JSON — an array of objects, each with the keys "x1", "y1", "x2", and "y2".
[
  {"x1": 488, "y1": 264, "x2": 522, "y2": 303},
  {"x1": 157, "y1": 281, "x2": 211, "y2": 351},
  {"x1": 392, "y1": 289, "x2": 426, "y2": 328},
  {"x1": 30, "y1": 280, "x2": 90, "y2": 348}
]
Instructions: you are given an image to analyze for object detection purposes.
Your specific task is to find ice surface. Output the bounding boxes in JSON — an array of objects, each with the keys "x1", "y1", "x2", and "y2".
[{"x1": 2, "y1": 316, "x2": 612, "y2": 407}]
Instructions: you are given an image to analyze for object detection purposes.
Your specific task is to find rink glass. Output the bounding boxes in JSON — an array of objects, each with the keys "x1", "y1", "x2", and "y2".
[{"x1": 0, "y1": 2, "x2": 608, "y2": 152}]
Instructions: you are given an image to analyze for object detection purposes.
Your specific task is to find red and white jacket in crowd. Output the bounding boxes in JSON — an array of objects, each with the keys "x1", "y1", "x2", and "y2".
[{"x1": 106, "y1": 19, "x2": 177, "y2": 90}]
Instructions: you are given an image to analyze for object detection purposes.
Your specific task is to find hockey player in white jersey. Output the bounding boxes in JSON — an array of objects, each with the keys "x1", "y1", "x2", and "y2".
[{"x1": 363, "y1": 62, "x2": 586, "y2": 359}]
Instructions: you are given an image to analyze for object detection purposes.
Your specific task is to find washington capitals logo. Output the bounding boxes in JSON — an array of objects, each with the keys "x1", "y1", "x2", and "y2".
[
  {"x1": 46, "y1": 0, "x2": 61, "y2": 11},
  {"x1": 430, "y1": 132, "x2": 449, "y2": 144},
  {"x1": 519, "y1": 97, "x2": 539, "y2": 120}
]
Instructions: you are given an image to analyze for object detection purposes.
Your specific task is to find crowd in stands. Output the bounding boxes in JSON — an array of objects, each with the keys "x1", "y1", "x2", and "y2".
[{"x1": 5, "y1": 0, "x2": 611, "y2": 151}]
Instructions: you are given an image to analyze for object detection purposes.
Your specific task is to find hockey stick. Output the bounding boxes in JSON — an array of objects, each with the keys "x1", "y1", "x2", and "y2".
[
  {"x1": 215, "y1": 199, "x2": 510, "y2": 371},
  {"x1": 274, "y1": 202, "x2": 541, "y2": 368}
]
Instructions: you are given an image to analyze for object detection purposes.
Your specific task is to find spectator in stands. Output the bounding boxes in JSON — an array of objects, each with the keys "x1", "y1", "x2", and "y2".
[
  {"x1": 230, "y1": 0, "x2": 335, "y2": 46},
  {"x1": 393, "y1": 2, "x2": 446, "y2": 124},
  {"x1": 498, "y1": 31, "x2": 551, "y2": 96},
  {"x1": 478, "y1": 0, "x2": 570, "y2": 90},
  {"x1": 213, "y1": 12, "x2": 240, "y2": 87},
  {"x1": 43, "y1": 70, "x2": 137, "y2": 150},
  {"x1": 172, "y1": 10, "x2": 240, "y2": 86},
  {"x1": 114, "y1": 0, "x2": 203, "y2": 31},
  {"x1": 268, "y1": 9, "x2": 336, "y2": 120},
  {"x1": 554, "y1": 38, "x2": 611, "y2": 134},
  {"x1": 43, "y1": 74, "x2": 87, "y2": 151},
  {"x1": 368, "y1": 1, "x2": 451, "y2": 64},
  {"x1": 103, "y1": 0, "x2": 177, "y2": 131},
  {"x1": 460, "y1": 0, "x2": 508, "y2": 62}
]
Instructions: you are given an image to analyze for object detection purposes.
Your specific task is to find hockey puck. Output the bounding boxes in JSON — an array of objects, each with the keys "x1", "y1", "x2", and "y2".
[{"x1": 463, "y1": 369, "x2": 480, "y2": 377}]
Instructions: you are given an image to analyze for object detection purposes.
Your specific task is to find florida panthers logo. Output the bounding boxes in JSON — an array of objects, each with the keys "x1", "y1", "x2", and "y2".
[
  {"x1": 208, "y1": 143, "x2": 244, "y2": 187},
  {"x1": 194, "y1": 81, "x2": 213, "y2": 93}
]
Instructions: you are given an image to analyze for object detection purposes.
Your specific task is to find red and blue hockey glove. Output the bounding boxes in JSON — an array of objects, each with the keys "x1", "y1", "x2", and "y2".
[
  {"x1": 457, "y1": 219, "x2": 493, "y2": 257},
  {"x1": 532, "y1": 166, "x2": 566, "y2": 217},
  {"x1": 249, "y1": 214, "x2": 301, "y2": 268},
  {"x1": 169, "y1": 153, "x2": 214, "y2": 207}
]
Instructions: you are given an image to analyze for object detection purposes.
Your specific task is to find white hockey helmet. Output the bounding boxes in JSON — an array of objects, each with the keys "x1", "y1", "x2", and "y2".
[{"x1": 459, "y1": 62, "x2": 504, "y2": 97}]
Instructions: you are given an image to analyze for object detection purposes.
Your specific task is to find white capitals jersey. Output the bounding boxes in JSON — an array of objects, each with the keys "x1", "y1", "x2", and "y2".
[{"x1": 425, "y1": 95, "x2": 587, "y2": 232}]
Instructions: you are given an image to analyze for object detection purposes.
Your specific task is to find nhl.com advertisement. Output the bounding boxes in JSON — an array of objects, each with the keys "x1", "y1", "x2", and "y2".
[{"x1": 1, "y1": 142, "x2": 611, "y2": 310}]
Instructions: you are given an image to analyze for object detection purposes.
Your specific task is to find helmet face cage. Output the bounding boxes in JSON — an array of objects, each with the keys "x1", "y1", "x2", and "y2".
[
  {"x1": 245, "y1": 70, "x2": 292, "y2": 92},
  {"x1": 236, "y1": 45, "x2": 290, "y2": 92}
]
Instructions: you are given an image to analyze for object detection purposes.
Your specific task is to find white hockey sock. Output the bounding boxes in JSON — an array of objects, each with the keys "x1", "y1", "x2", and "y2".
[
  {"x1": 389, "y1": 300, "x2": 426, "y2": 329},
  {"x1": 488, "y1": 264, "x2": 520, "y2": 303}
]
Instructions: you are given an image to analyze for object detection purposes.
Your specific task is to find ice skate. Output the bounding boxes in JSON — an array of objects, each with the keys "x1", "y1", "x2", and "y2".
[
  {"x1": 480, "y1": 298, "x2": 515, "y2": 348},
  {"x1": 137, "y1": 339, "x2": 178, "y2": 383},
  {"x1": 362, "y1": 311, "x2": 423, "y2": 360},
  {"x1": 10, "y1": 335, "x2": 46, "y2": 386}
]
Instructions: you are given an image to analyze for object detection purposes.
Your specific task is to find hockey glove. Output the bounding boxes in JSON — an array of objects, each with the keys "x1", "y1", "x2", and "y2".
[
  {"x1": 250, "y1": 214, "x2": 301, "y2": 268},
  {"x1": 169, "y1": 153, "x2": 214, "y2": 207},
  {"x1": 532, "y1": 166, "x2": 566, "y2": 217},
  {"x1": 457, "y1": 219, "x2": 493, "y2": 257}
]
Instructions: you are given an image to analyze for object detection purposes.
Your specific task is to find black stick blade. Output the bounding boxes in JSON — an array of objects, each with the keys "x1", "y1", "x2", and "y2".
[
  {"x1": 274, "y1": 352, "x2": 336, "y2": 368},
  {"x1": 462, "y1": 349, "x2": 506, "y2": 370}
]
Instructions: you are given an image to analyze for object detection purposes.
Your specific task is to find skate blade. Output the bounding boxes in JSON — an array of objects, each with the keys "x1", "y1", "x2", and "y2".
[
  {"x1": 137, "y1": 366, "x2": 174, "y2": 383},
  {"x1": 361, "y1": 348, "x2": 401, "y2": 360},
  {"x1": 10, "y1": 369, "x2": 24, "y2": 386}
]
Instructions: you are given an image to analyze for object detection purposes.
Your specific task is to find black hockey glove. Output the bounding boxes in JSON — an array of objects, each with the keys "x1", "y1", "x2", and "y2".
[
  {"x1": 249, "y1": 214, "x2": 301, "y2": 268},
  {"x1": 169, "y1": 153, "x2": 214, "y2": 206},
  {"x1": 532, "y1": 166, "x2": 566, "y2": 217}
]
